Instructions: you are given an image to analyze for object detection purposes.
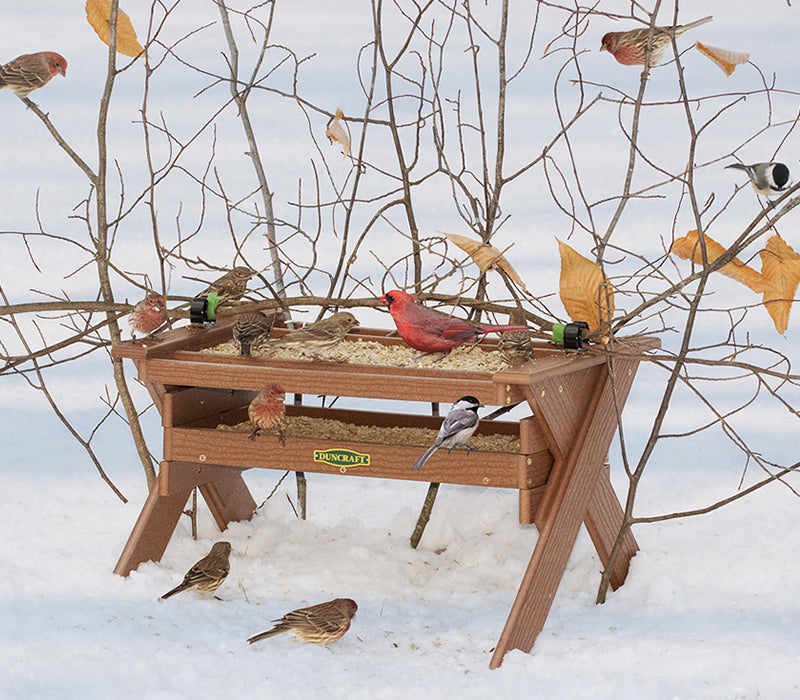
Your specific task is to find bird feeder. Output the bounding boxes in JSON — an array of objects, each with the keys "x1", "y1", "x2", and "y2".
[{"x1": 112, "y1": 315, "x2": 658, "y2": 668}]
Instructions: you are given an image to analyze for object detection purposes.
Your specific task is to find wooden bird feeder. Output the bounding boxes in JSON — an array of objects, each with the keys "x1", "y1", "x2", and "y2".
[{"x1": 112, "y1": 316, "x2": 658, "y2": 668}]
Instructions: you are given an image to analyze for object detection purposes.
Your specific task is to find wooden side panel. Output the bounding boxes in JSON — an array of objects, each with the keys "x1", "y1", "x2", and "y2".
[
  {"x1": 142, "y1": 358, "x2": 517, "y2": 406},
  {"x1": 164, "y1": 426, "x2": 549, "y2": 489},
  {"x1": 518, "y1": 485, "x2": 547, "y2": 524},
  {"x1": 163, "y1": 386, "x2": 258, "y2": 428}
]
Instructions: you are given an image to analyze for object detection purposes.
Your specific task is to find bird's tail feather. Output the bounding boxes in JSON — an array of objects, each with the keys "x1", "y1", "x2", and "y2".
[
  {"x1": 477, "y1": 324, "x2": 532, "y2": 335},
  {"x1": 680, "y1": 15, "x2": 713, "y2": 32},
  {"x1": 247, "y1": 626, "x2": 285, "y2": 644},
  {"x1": 160, "y1": 584, "x2": 185, "y2": 600},
  {"x1": 411, "y1": 443, "x2": 440, "y2": 471}
]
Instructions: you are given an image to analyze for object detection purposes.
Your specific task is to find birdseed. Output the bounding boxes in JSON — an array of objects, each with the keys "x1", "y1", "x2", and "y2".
[
  {"x1": 217, "y1": 415, "x2": 520, "y2": 453},
  {"x1": 202, "y1": 337, "x2": 510, "y2": 372}
]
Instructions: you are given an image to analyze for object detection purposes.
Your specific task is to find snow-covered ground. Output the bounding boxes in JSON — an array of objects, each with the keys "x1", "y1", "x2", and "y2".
[{"x1": 2, "y1": 1, "x2": 799, "y2": 698}]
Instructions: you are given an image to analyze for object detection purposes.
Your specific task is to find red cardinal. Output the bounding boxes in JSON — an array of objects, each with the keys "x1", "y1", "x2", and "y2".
[
  {"x1": 379, "y1": 289, "x2": 532, "y2": 358},
  {"x1": 0, "y1": 52, "x2": 67, "y2": 98}
]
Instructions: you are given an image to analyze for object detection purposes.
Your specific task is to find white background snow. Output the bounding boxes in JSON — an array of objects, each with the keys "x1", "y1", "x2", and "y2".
[{"x1": 2, "y1": 1, "x2": 799, "y2": 698}]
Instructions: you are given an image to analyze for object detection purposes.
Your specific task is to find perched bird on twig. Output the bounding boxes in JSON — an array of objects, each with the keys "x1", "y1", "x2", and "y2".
[
  {"x1": 726, "y1": 161, "x2": 791, "y2": 203},
  {"x1": 247, "y1": 598, "x2": 358, "y2": 647},
  {"x1": 498, "y1": 309, "x2": 533, "y2": 366},
  {"x1": 198, "y1": 266, "x2": 257, "y2": 304},
  {"x1": 411, "y1": 395, "x2": 483, "y2": 471},
  {"x1": 0, "y1": 51, "x2": 67, "y2": 98},
  {"x1": 232, "y1": 311, "x2": 274, "y2": 356},
  {"x1": 129, "y1": 293, "x2": 167, "y2": 340},
  {"x1": 254, "y1": 311, "x2": 359, "y2": 355},
  {"x1": 160, "y1": 541, "x2": 232, "y2": 600},
  {"x1": 380, "y1": 289, "x2": 532, "y2": 359},
  {"x1": 600, "y1": 16, "x2": 712, "y2": 66},
  {"x1": 248, "y1": 383, "x2": 287, "y2": 445}
]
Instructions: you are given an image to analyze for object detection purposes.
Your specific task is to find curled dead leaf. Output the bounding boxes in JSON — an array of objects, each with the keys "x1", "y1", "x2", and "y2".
[
  {"x1": 670, "y1": 230, "x2": 770, "y2": 293},
  {"x1": 326, "y1": 108, "x2": 350, "y2": 157},
  {"x1": 557, "y1": 239, "x2": 614, "y2": 331},
  {"x1": 695, "y1": 42, "x2": 749, "y2": 76},
  {"x1": 759, "y1": 235, "x2": 800, "y2": 334},
  {"x1": 444, "y1": 232, "x2": 529, "y2": 294},
  {"x1": 86, "y1": 0, "x2": 144, "y2": 58},
  {"x1": 670, "y1": 230, "x2": 800, "y2": 334}
]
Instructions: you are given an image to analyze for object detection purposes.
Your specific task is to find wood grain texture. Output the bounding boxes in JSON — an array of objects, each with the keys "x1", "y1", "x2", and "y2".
[
  {"x1": 490, "y1": 355, "x2": 641, "y2": 668},
  {"x1": 114, "y1": 462, "x2": 195, "y2": 576}
]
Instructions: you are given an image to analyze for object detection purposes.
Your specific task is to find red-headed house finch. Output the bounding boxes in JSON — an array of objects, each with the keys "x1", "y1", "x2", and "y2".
[
  {"x1": 199, "y1": 266, "x2": 257, "y2": 304},
  {"x1": 726, "y1": 162, "x2": 791, "y2": 201},
  {"x1": 248, "y1": 383, "x2": 287, "y2": 445},
  {"x1": 411, "y1": 396, "x2": 483, "y2": 471},
  {"x1": 129, "y1": 293, "x2": 167, "y2": 340},
  {"x1": 253, "y1": 311, "x2": 359, "y2": 356},
  {"x1": 160, "y1": 541, "x2": 232, "y2": 600},
  {"x1": 0, "y1": 51, "x2": 67, "y2": 98},
  {"x1": 498, "y1": 309, "x2": 533, "y2": 366},
  {"x1": 232, "y1": 311, "x2": 274, "y2": 356},
  {"x1": 247, "y1": 598, "x2": 358, "y2": 647},
  {"x1": 600, "y1": 16, "x2": 712, "y2": 66},
  {"x1": 379, "y1": 290, "x2": 531, "y2": 359}
]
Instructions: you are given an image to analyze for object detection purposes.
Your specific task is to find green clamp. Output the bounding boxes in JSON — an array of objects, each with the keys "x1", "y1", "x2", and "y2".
[
  {"x1": 551, "y1": 323, "x2": 566, "y2": 346},
  {"x1": 552, "y1": 321, "x2": 589, "y2": 352},
  {"x1": 189, "y1": 292, "x2": 220, "y2": 326}
]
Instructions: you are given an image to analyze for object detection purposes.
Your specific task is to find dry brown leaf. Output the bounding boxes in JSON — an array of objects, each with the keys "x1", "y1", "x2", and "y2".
[
  {"x1": 759, "y1": 235, "x2": 800, "y2": 334},
  {"x1": 695, "y1": 41, "x2": 749, "y2": 76},
  {"x1": 444, "y1": 232, "x2": 529, "y2": 293},
  {"x1": 557, "y1": 239, "x2": 614, "y2": 330},
  {"x1": 325, "y1": 108, "x2": 350, "y2": 157},
  {"x1": 86, "y1": 0, "x2": 144, "y2": 58},
  {"x1": 670, "y1": 230, "x2": 771, "y2": 293}
]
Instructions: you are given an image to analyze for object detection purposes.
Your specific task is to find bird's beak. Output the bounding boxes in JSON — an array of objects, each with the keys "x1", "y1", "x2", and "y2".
[{"x1": 379, "y1": 295, "x2": 389, "y2": 306}]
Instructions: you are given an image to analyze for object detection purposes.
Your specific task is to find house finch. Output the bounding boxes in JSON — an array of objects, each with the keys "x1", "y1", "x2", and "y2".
[
  {"x1": 129, "y1": 293, "x2": 167, "y2": 339},
  {"x1": 247, "y1": 598, "x2": 358, "y2": 647},
  {"x1": 254, "y1": 311, "x2": 359, "y2": 355},
  {"x1": 379, "y1": 290, "x2": 531, "y2": 358},
  {"x1": 411, "y1": 396, "x2": 483, "y2": 471},
  {"x1": 198, "y1": 266, "x2": 257, "y2": 303},
  {"x1": 498, "y1": 309, "x2": 533, "y2": 366},
  {"x1": 248, "y1": 383, "x2": 287, "y2": 445},
  {"x1": 0, "y1": 51, "x2": 67, "y2": 98},
  {"x1": 726, "y1": 162, "x2": 791, "y2": 200},
  {"x1": 232, "y1": 311, "x2": 274, "y2": 356},
  {"x1": 160, "y1": 541, "x2": 232, "y2": 600},
  {"x1": 600, "y1": 16, "x2": 713, "y2": 66}
]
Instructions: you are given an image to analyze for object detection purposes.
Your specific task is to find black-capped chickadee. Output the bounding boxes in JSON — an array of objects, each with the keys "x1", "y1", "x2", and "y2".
[
  {"x1": 725, "y1": 161, "x2": 791, "y2": 199},
  {"x1": 411, "y1": 396, "x2": 483, "y2": 471}
]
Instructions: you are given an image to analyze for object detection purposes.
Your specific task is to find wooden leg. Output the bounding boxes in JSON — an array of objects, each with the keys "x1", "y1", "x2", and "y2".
[
  {"x1": 584, "y1": 471, "x2": 638, "y2": 590},
  {"x1": 198, "y1": 467, "x2": 257, "y2": 531},
  {"x1": 114, "y1": 461, "x2": 257, "y2": 576},
  {"x1": 114, "y1": 463, "x2": 194, "y2": 577},
  {"x1": 490, "y1": 357, "x2": 640, "y2": 669}
]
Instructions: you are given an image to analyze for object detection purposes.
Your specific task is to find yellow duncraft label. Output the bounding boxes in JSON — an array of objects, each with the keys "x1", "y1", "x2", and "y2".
[{"x1": 313, "y1": 449, "x2": 370, "y2": 467}]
